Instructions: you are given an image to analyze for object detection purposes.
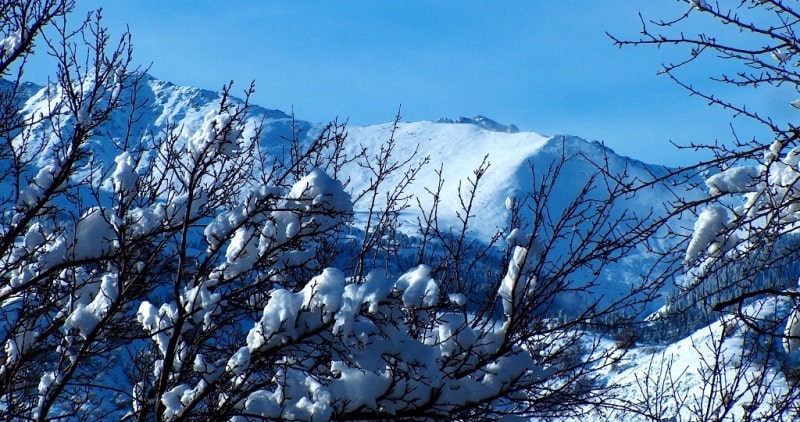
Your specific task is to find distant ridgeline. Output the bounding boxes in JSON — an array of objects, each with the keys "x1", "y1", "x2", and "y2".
[{"x1": 436, "y1": 115, "x2": 520, "y2": 133}]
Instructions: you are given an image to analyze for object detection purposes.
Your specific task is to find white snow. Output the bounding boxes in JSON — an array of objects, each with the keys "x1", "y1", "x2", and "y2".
[
  {"x1": 112, "y1": 151, "x2": 138, "y2": 196},
  {"x1": 181, "y1": 285, "x2": 221, "y2": 330},
  {"x1": 499, "y1": 246, "x2": 536, "y2": 316},
  {"x1": 448, "y1": 292, "x2": 467, "y2": 306},
  {"x1": 73, "y1": 208, "x2": 118, "y2": 260},
  {"x1": 224, "y1": 226, "x2": 258, "y2": 269},
  {"x1": 685, "y1": 206, "x2": 729, "y2": 264},
  {"x1": 505, "y1": 228, "x2": 529, "y2": 247},
  {"x1": 595, "y1": 299, "x2": 792, "y2": 421},
  {"x1": 0, "y1": 30, "x2": 21, "y2": 59},
  {"x1": 18, "y1": 163, "x2": 60, "y2": 207},
  {"x1": 705, "y1": 166, "x2": 759, "y2": 195},
  {"x1": 345, "y1": 122, "x2": 548, "y2": 238},
  {"x1": 3, "y1": 338, "x2": 18, "y2": 368},
  {"x1": 301, "y1": 268, "x2": 345, "y2": 319},
  {"x1": 691, "y1": 0, "x2": 709, "y2": 11},
  {"x1": 394, "y1": 264, "x2": 439, "y2": 308},
  {"x1": 505, "y1": 195, "x2": 516, "y2": 211},
  {"x1": 246, "y1": 288, "x2": 303, "y2": 351},
  {"x1": 784, "y1": 305, "x2": 800, "y2": 356},
  {"x1": 188, "y1": 111, "x2": 241, "y2": 160},
  {"x1": 23, "y1": 222, "x2": 46, "y2": 252},
  {"x1": 772, "y1": 48, "x2": 789, "y2": 63},
  {"x1": 328, "y1": 361, "x2": 392, "y2": 413},
  {"x1": 289, "y1": 168, "x2": 350, "y2": 210},
  {"x1": 160, "y1": 384, "x2": 190, "y2": 420},
  {"x1": 34, "y1": 371, "x2": 56, "y2": 419},
  {"x1": 136, "y1": 301, "x2": 176, "y2": 357},
  {"x1": 225, "y1": 347, "x2": 250, "y2": 376}
]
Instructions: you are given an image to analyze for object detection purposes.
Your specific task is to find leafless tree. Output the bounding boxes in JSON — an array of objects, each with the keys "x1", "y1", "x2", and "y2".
[
  {"x1": 0, "y1": 1, "x2": 671, "y2": 421},
  {"x1": 607, "y1": 1, "x2": 800, "y2": 419}
]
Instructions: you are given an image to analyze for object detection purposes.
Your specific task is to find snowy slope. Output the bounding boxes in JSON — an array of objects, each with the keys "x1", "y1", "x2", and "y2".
[
  {"x1": 345, "y1": 121, "x2": 679, "y2": 240},
  {"x1": 344, "y1": 121, "x2": 550, "y2": 236},
  {"x1": 584, "y1": 297, "x2": 794, "y2": 422}
]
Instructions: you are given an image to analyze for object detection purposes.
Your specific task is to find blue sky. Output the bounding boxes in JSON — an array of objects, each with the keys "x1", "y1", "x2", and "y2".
[{"x1": 24, "y1": 1, "x2": 796, "y2": 166}]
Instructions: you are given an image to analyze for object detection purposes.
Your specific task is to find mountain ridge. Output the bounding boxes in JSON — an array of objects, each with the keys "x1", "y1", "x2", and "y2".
[{"x1": 5, "y1": 73, "x2": 695, "y2": 306}]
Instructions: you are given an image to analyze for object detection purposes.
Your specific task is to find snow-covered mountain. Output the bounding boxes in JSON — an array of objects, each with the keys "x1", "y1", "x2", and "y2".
[
  {"x1": 12, "y1": 74, "x2": 698, "y2": 311},
  {"x1": 13, "y1": 74, "x2": 690, "y2": 254},
  {"x1": 11, "y1": 73, "x2": 776, "y2": 420}
]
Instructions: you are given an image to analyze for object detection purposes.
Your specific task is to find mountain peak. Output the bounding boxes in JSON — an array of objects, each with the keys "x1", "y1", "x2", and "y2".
[{"x1": 436, "y1": 115, "x2": 520, "y2": 133}]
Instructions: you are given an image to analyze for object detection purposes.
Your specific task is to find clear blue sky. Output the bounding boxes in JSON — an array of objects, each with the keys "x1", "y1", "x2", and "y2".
[{"x1": 24, "y1": 1, "x2": 797, "y2": 166}]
